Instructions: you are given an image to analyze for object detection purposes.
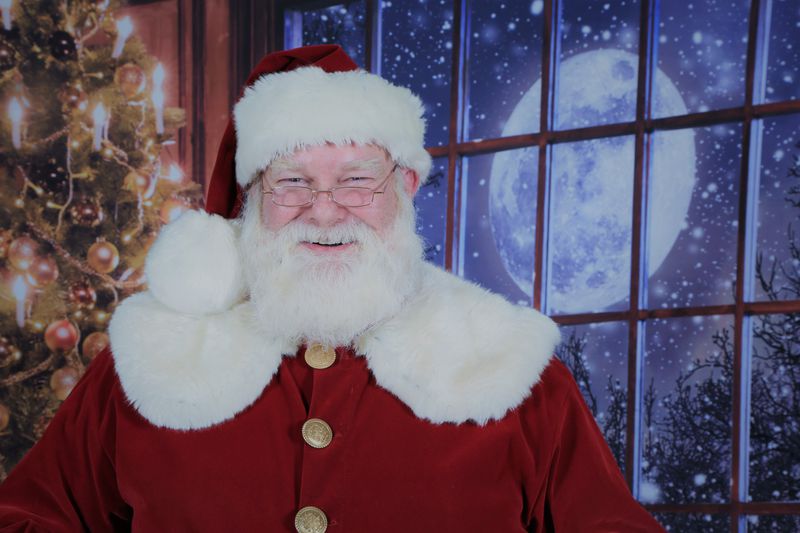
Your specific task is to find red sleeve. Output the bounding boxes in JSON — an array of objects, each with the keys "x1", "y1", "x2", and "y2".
[
  {"x1": 531, "y1": 359, "x2": 664, "y2": 532},
  {"x1": 0, "y1": 349, "x2": 132, "y2": 532}
]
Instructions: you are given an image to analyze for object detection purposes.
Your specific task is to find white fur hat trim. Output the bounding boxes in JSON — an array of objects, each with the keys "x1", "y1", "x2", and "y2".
[{"x1": 233, "y1": 67, "x2": 432, "y2": 187}]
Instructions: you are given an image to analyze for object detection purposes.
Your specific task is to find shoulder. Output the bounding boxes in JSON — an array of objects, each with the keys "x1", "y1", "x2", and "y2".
[{"x1": 359, "y1": 264, "x2": 562, "y2": 425}]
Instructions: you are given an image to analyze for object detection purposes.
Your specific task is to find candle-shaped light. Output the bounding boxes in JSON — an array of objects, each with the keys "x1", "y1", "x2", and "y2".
[
  {"x1": 151, "y1": 63, "x2": 165, "y2": 134},
  {"x1": 8, "y1": 97, "x2": 22, "y2": 149},
  {"x1": 112, "y1": 16, "x2": 133, "y2": 58},
  {"x1": 165, "y1": 164, "x2": 183, "y2": 183},
  {"x1": 11, "y1": 276, "x2": 27, "y2": 328},
  {"x1": 0, "y1": 0, "x2": 12, "y2": 31},
  {"x1": 92, "y1": 103, "x2": 107, "y2": 151}
]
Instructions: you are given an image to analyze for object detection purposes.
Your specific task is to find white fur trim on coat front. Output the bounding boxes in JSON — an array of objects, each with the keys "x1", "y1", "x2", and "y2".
[
  {"x1": 233, "y1": 67, "x2": 433, "y2": 187},
  {"x1": 109, "y1": 212, "x2": 561, "y2": 429},
  {"x1": 358, "y1": 264, "x2": 561, "y2": 425},
  {"x1": 108, "y1": 292, "x2": 292, "y2": 429}
]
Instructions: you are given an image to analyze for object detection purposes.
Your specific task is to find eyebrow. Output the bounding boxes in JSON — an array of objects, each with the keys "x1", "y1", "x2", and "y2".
[{"x1": 268, "y1": 157, "x2": 387, "y2": 177}]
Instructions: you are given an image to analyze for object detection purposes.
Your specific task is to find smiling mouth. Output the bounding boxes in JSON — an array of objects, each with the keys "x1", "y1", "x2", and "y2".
[{"x1": 301, "y1": 240, "x2": 355, "y2": 250}]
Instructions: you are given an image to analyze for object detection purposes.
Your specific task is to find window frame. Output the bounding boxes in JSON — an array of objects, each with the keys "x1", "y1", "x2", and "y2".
[{"x1": 239, "y1": 0, "x2": 800, "y2": 528}]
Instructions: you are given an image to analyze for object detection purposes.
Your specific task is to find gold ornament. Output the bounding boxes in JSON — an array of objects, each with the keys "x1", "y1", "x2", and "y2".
[
  {"x1": 26, "y1": 255, "x2": 59, "y2": 287},
  {"x1": 160, "y1": 198, "x2": 189, "y2": 224},
  {"x1": 123, "y1": 170, "x2": 152, "y2": 196},
  {"x1": 50, "y1": 367, "x2": 80, "y2": 401},
  {"x1": 0, "y1": 230, "x2": 13, "y2": 258},
  {"x1": 114, "y1": 63, "x2": 146, "y2": 100},
  {"x1": 82, "y1": 331, "x2": 109, "y2": 360},
  {"x1": 0, "y1": 336, "x2": 22, "y2": 367},
  {"x1": 87, "y1": 240, "x2": 120, "y2": 274},
  {"x1": 44, "y1": 319, "x2": 79, "y2": 352},
  {"x1": 8, "y1": 236, "x2": 39, "y2": 271},
  {"x1": 59, "y1": 84, "x2": 88, "y2": 110}
]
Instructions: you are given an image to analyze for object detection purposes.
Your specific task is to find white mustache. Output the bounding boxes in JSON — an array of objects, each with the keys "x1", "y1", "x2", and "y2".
[{"x1": 275, "y1": 221, "x2": 374, "y2": 247}]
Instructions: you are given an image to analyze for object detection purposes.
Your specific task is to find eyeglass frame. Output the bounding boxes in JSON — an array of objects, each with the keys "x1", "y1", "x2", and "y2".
[{"x1": 260, "y1": 163, "x2": 400, "y2": 208}]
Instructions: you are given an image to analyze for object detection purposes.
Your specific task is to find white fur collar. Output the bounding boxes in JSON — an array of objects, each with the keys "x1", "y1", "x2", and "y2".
[{"x1": 108, "y1": 211, "x2": 561, "y2": 429}]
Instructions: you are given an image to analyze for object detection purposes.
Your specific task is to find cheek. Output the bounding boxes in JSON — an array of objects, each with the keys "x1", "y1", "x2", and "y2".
[
  {"x1": 261, "y1": 202, "x2": 295, "y2": 231},
  {"x1": 361, "y1": 198, "x2": 400, "y2": 234}
]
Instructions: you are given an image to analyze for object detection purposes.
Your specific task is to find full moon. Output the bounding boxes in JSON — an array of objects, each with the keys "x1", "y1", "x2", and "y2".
[{"x1": 489, "y1": 49, "x2": 695, "y2": 313}]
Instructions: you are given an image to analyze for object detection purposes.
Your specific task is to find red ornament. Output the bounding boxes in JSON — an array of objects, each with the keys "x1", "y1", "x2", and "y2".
[
  {"x1": 44, "y1": 319, "x2": 79, "y2": 352},
  {"x1": 87, "y1": 240, "x2": 120, "y2": 274},
  {"x1": 69, "y1": 198, "x2": 104, "y2": 227},
  {"x1": 8, "y1": 236, "x2": 39, "y2": 271},
  {"x1": 26, "y1": 255, "x2": 59, "y2": 287},
  {"x1": 69, "y1": 281, "x2": 97, "y2": 309},
  {"x1": 50, "y1": 366, "x2": 80, "y2": 400},
  {"x1": 82, "y1": 331, "x2": 109, "y2": 360}
]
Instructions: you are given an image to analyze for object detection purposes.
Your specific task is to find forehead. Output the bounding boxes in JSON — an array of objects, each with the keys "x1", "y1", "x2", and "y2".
[{"x1": 270, "y1": 144, "x2": 390, "y2": 174}]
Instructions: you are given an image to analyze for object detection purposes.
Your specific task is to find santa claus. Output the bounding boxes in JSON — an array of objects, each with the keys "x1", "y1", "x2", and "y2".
[{"x1": 0, "y1": 45, "x2": 664, "y2": 532}]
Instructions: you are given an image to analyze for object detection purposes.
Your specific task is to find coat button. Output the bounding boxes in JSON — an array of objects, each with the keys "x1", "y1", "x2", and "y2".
[
  {"x1": 302, "y1": 418, "x2": 333, "y2": 449},
  {"x1": 294, "y1": 506, "x2": 328, "y2": 533},
  {"x1": 304, "y1": 344, "x2": 336, "y2": 369}
]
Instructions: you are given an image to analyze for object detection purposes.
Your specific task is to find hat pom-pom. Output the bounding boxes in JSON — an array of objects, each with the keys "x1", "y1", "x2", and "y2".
[{"x1": 144, "y1": 210, "x2": 245, "y2": 315}]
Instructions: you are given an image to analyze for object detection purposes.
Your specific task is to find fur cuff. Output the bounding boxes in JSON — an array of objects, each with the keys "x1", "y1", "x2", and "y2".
[{"x1": 144, "y1": 210, "x2": 245, "y2": 315}]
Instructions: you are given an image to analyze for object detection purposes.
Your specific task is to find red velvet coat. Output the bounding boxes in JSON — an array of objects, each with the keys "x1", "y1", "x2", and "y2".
[
  {"x1": 0, "y1": 348, "x2": 662, "y2": 532},
  {"x1": 0, "y1": 212, "x2": 664, "y2": 532}
]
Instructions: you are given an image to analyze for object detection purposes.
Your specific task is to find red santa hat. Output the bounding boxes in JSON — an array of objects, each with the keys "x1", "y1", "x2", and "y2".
[
  {"x1": 144, "y1": 45, "x2": 431, "y2": 315},
  {"x1": 205, "y1": 44, "x2": 432, "y2": 219}
]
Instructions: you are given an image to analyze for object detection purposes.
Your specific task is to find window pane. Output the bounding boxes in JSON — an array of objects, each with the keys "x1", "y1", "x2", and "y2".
[
  {"x1": 284, "y1": 2, "x2": 366, "y2": 67},
  {"x1": 748, "y1": 313, "x2": 800, "y2": 502},
  {"x1": 640, "y1": 316, "x2": 733, "y2": 505},
  {"x1": 746, "y1": 515, "x2": 800, "y2": 532},
  {"x1": 646, "y1": 125, "x2": 741, "y2": 309},
  {"x1": 381, "y1": 0, "x2": 453, "y2": 147},
  {"x1": 466, "y1": 1, "x2": 543, "y2": 140},
  {"x1": 463, "y1": 149, "x2": 537, "y2": 305},
  {"x1": 654, "y1": 0, "x2": 751, "y2": 116},
  {"x1": 761, "y1": 0, "x2": 800, "y2": 103},
  {"x1": 556, "y1": 321, "x2": 629, "y2": 473},
  {"x1": 752, "y1": 114, "x2": 800, "y2": 302},
  {"x1": 555, "y1": 0, "x2": 641, "y2": 129},
  {"x1": 652, "y1": 512, "x2": 730, "y2": 532},
  {"x1": 416, "y1": 157, "x2": 448, "y2": 267},
  {"x1": 547, "y1": 137, "x2": 634, "y2": 315}
]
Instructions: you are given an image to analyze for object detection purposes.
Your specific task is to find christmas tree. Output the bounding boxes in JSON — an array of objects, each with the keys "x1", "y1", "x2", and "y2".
[{"x1": 0, "y1": 0, "x2": 201, "y2": 478}]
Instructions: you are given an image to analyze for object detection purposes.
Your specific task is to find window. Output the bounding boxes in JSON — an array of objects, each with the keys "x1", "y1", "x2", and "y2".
[{"x1": 276, "y1": 0, "x2": 800, "y2": 529}]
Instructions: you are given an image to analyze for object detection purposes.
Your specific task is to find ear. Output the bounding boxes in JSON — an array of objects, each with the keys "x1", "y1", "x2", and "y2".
[{"x1": 399, "y1": 166, "x2": 421, "y2": 198}]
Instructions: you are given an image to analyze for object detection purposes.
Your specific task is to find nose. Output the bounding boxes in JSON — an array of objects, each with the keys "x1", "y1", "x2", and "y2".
[{"x1": 303, "y1": 190, "x2": 349, "y2": 227}]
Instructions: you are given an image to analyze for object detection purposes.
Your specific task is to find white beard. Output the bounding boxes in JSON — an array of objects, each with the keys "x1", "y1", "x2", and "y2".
[{"x1": 239, "y1": 189, "x2": 425, "y2": 347}]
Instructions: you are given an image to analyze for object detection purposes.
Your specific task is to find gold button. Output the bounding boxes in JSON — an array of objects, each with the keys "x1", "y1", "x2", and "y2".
[
  {"x1": 304, "y1": 344, "x2": 336, "y2": 369},
  {"x1": 294, "y1": 505, "x2": 328, "y2": 533},
  {"x1": 301, "y1": 418, "x2": 333, "y2": 449}
]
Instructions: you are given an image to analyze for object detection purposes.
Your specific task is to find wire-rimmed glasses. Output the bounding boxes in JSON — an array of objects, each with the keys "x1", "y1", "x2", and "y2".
[{"x1": 262, "y1": 164, "x2": 399, "y2": 208}]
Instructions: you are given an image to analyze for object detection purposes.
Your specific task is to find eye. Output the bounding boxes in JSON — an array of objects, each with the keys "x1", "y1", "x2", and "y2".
[
  {"x1": 343, "y1": 176, "x2": 373, "y2": 185},
  {"x1": 276, "y1": 177, "x2": 308, "y2": 186}
]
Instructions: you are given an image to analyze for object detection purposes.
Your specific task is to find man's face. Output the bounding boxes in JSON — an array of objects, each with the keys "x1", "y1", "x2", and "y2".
[
  {"x1": 240, "y1": 143, "x2": 425, "y2": 346},
  {"x1": 259, "y1": 143, "x2": 420, "y2": 254}
]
